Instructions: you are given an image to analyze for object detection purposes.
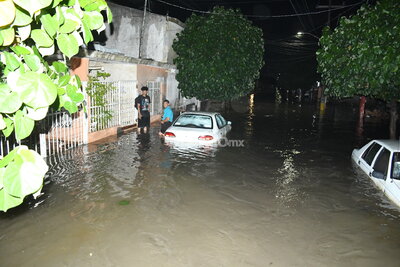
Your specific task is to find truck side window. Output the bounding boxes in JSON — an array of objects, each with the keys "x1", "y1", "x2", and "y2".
[
  {"x1": 373, "y1": 148, "x2": 390, "y2": 176},
  {"x1": 362, "y1": 142, "x2": 382, "y2": 166}
]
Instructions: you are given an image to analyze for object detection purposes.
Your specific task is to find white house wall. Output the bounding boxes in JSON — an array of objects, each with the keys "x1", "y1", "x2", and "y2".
[{"x1": 101, "y1": 2, "x2": 184, "y2": 64}]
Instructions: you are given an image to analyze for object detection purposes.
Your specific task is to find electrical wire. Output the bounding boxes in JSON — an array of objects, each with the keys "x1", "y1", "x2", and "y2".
[
  {"x1": 154, "y1": 0, "x2": 365, "y2": 19},
  {"x1": 289, "y1": 0, "x2": 307, "y2": 32}
]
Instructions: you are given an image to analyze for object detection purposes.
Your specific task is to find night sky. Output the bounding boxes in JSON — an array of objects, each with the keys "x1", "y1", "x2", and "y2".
[{"x1": 109, "y1": 0, "x2": 368, "y2": 92}]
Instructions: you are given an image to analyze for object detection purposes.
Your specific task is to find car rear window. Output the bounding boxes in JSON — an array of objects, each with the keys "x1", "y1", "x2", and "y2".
[
  {"x1": 173, "y1": 114, "x2": 213, "y2": 129},
  {"x1": 362, "y1": 142, "x2": 382, "y2": 166}
]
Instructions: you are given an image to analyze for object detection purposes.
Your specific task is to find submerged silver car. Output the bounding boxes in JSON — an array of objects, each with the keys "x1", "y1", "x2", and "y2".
[
  {"x1": 164, "y1": 112, "x2": 232, "y2": 144},
  {"x1": 352, "y1": 139, "x2": 400, "y2": 207}
]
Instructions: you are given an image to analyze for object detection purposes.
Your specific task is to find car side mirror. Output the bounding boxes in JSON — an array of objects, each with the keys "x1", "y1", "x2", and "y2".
[
  {"x1": 372, "y1": 170, "x2": 385, "y2": 180},
  {"x1": 227, "y1": 121, "x2": 232, "y2": 125}
]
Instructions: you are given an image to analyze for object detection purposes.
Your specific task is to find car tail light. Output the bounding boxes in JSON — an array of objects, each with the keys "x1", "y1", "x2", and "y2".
[
  {"x1": 165, "y1": 132, "x2": 176, "y2": 138},
  {"x1": 198, "y1": 135, "x2": 214, "y2": 141}
]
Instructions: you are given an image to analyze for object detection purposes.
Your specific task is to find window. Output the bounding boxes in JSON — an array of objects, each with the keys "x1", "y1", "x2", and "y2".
[
  {"x1": 362, "y1": 142, "x2": 382, "y2": 166},
  {"x1": 391, "y1": 152, "x2": 400, "y2": 179},
  {"x1": 373, "y1": 148, "x2": 390, "y2": 176},
  {"x1": 215, "y1": 114, "x2": 227, "y2": 129},
  {"x1": 173, "y1": 114, "x2": 213, "y2": 129}
]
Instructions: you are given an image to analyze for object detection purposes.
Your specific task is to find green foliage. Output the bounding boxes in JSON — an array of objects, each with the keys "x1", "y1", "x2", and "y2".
[
  {"x1": 173, "y1": 7, "x2": 264, "y2": 101},
  {"x1": 317, "y1": 0, "x2": 400, "y2": 101},
  {"x1": 0, "y1": 146, "x2": 47, "y2": 212},
  {"x1": 0, "y1": 0, "x2": 111, "y2": 211},
  {"x1": 86, "y1": 71, "x2": 114, "y2": 130}
]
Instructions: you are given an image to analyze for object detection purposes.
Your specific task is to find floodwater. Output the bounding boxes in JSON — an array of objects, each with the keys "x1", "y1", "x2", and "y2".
[{"x1": 1, "y1": 98, "x2": 400, "y2": 267}]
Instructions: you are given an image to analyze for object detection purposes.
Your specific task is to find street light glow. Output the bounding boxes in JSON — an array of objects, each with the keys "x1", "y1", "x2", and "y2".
[{"x1": 296, "y1": 31, "x2": 319, "y2": 40}]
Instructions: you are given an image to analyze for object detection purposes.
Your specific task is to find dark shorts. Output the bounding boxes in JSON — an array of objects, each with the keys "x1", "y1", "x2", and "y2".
[
  {"x1": 161, "y1": 121, "x2": 172, "y2": 133},
  {"x1": 138, "y1": 111, "x2": 150, "y2": 128}
]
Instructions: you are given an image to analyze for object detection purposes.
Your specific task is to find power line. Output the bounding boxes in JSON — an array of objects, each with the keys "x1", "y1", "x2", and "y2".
[
  {"x1": 289, "y1": 0, "x2": 307, "y2": 32},
  {"x1": 154, "y1": 0, "x2": 365, "y2": 19}
]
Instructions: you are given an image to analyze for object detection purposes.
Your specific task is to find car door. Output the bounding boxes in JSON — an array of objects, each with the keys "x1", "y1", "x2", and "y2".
[
  {"x1": 359, "y1": 142, "x2": 382, "y2": 176},
  {"x1": 371, "y1": 147, "x2": 391, "y2": 190},
  {"x1": 384, "y1": 152, "x2": 400, "y2": 205},
  {"x1": 215, "y1": 114, "x2": 226, "y2": 138}
]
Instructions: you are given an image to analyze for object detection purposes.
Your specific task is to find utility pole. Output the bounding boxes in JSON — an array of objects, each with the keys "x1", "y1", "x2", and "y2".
[{"x1": 139, "y1": 0, "x2": 148, "y2": 59}]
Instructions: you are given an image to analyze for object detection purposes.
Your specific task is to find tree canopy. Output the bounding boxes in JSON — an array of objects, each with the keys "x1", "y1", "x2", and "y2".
[
  {"x1": 172, "y1": 7, "x2": 264, "y2": 101},
  {"x1": 317, "y1": 0, "x2": 400, "y2": 101}
]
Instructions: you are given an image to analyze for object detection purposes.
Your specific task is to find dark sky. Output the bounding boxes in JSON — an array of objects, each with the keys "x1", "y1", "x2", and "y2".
[{"x1": 109, "y1": 0, "x2": 367, "y2": 90}]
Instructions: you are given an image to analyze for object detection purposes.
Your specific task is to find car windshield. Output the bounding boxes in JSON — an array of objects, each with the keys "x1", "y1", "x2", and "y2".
[{"x1": 173, "y1": 114, "x2": 213, "y2": 129}]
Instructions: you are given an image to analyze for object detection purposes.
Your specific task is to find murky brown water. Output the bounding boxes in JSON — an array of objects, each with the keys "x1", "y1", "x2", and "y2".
[{"x1": 1, "y1": 99, "x2": 400, "y2": 267}]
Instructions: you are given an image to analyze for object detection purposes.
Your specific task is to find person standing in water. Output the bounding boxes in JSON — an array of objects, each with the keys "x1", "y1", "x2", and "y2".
[{"x1": 135, "y1": 86, "x2": 151, "y2": 133}]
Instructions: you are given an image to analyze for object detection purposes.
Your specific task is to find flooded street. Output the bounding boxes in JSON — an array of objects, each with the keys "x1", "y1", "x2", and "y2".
[{"x1": 1, "y1": 99, "x2": 400, "y2": 267}]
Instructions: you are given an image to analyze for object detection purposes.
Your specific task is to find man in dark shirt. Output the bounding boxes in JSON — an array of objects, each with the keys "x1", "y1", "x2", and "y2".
[{"x1": 135, "y1": 86, "x2": 151, "y2": 133}]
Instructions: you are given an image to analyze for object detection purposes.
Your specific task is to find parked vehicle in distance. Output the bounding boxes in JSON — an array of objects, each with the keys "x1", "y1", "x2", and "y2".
[
  {"x1": 164, "y1": 112, "x2": 232, "y2": 144},
  {"x1": 352, "y1": 139, "x2": 400, "y2": 207}
]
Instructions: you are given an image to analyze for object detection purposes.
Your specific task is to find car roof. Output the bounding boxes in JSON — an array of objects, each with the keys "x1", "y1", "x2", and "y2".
[
  {"x1": 180, "y1": 111, "x2": 220, "y2": 116},
  {"x1": 374, "y1": 139, "x2": 400, "y2": 152}
]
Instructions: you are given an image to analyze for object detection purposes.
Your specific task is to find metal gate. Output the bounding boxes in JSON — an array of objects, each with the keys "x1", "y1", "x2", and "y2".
[
  {"x1": 0, "y1": 108, "x2": 87, "y2": 158},
  {"x1": 88, "y1": 80, "x2": 137, "y2": 132},
  {"x1": 147, "y1": 81, "x2": 162, "y2": 115}
]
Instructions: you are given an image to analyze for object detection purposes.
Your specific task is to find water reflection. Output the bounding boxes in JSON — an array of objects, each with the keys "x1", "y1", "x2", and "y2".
[
  {"x1": 274, "y1": 148, "x2": 304, "y2": 207},
  {"x1": 245, "y1": 94, "x2": 255, "y2": 137},
  {"x1": 1, "y1": 100, "x2": 400, "y2": 266}
]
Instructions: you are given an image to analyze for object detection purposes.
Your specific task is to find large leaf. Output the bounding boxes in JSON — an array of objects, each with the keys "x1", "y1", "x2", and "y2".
[
  {"x1": 106, "y1": 7, "x2": 113, "y2": 24},
  {"x1": 0, "y1": 147, "x2": 17, "y2": 168},
  {"x1": 83, "y1": 11, "x2": 104, "y2": 30},
  {"x1": 0, "y1": 84, "x2": 22, "y2": 113},
  {"x1": 3, "y1": 51, "x2": 20, "y2": 71},
  {"x1": 52, "y1": 61, "x2": 68, "y2": 73},
  {"x1": 14, "y1": 110, "x2": 34, "y2": 140},
  {"x1": 59, "y1": 19, "x2": 79, "y2": 34},
  {"x1": 26, "y1": 106, "x2": 48, "y2": 120},
  {"x1": 2, "y1": 117, "x2": 13, "y2": 137},
  {"x1": 0, "y1": 114, "x2": 5, "y2": 130},
  {"x1": 11, "y1": 45, "x2": 31, "y2": 56},
  {"x1": 0, "y1": 189, "x2": 23, "y2": 212},
  {"x1": 15, "y1": 71, "x2": 58, "y2": 109},
  {"x1": 54, "y1": 6, "x2": 65, "y2": 25},
  {"x1": 12, "y1": 0, "x2": 52, "y2": 16},
  {"x1": 58, "y1": 74, "x2": 71, "y2": 86},
  {"x1": 23, "y1": 54, "x2": 41, "y2": 71},
  {"x1": 82, "y1": 0, "x2": 107, "y2": 12},
  {"x1": 63, "y1": 100, "x2": 78, "y2": 114},
  {"x1": 30, "y1": 29, "x2": 53, "y2": 48},
  {"x1": 3, "y1": 147, "x2": 47, "y2": 199},
  {"x1": 40, "y1": 13, "x2": 59, "y2": 37},
  {"x1": 0, "y1": 27, "x2": 15, "y2": 46},
  {"x1": 66, "y1": 84, "x2": 84, "y2": 102},
  {"x1": 0, "y1": 168, "x2": 4, "y2": 189},
  {"x1": 0, "y1": 0, "x2": 16, "y2": 27},
  {"x1": 38, "y1": 44, "x2": 54, "y2": 57},
  {"x1": 81, "y1": 17, "x2": 93, "y2": 44},
  {"x1": 12, "y1": 6, "x2": 32, "y2": 26},
  {"x1": 56, "y1": 33, "x2": 79, "y2": 58}
]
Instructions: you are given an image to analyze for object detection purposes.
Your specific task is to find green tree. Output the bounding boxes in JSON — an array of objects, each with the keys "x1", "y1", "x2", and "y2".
[
  {"x1": 317, "y1": 0, "x2": 400, "y2": 138},
  {"x1": 0, "y1": 0, "x2": 111, "y2": 211},
  {"x1": 172, "y1": 7, "x2": 264, "y2": 101}
]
